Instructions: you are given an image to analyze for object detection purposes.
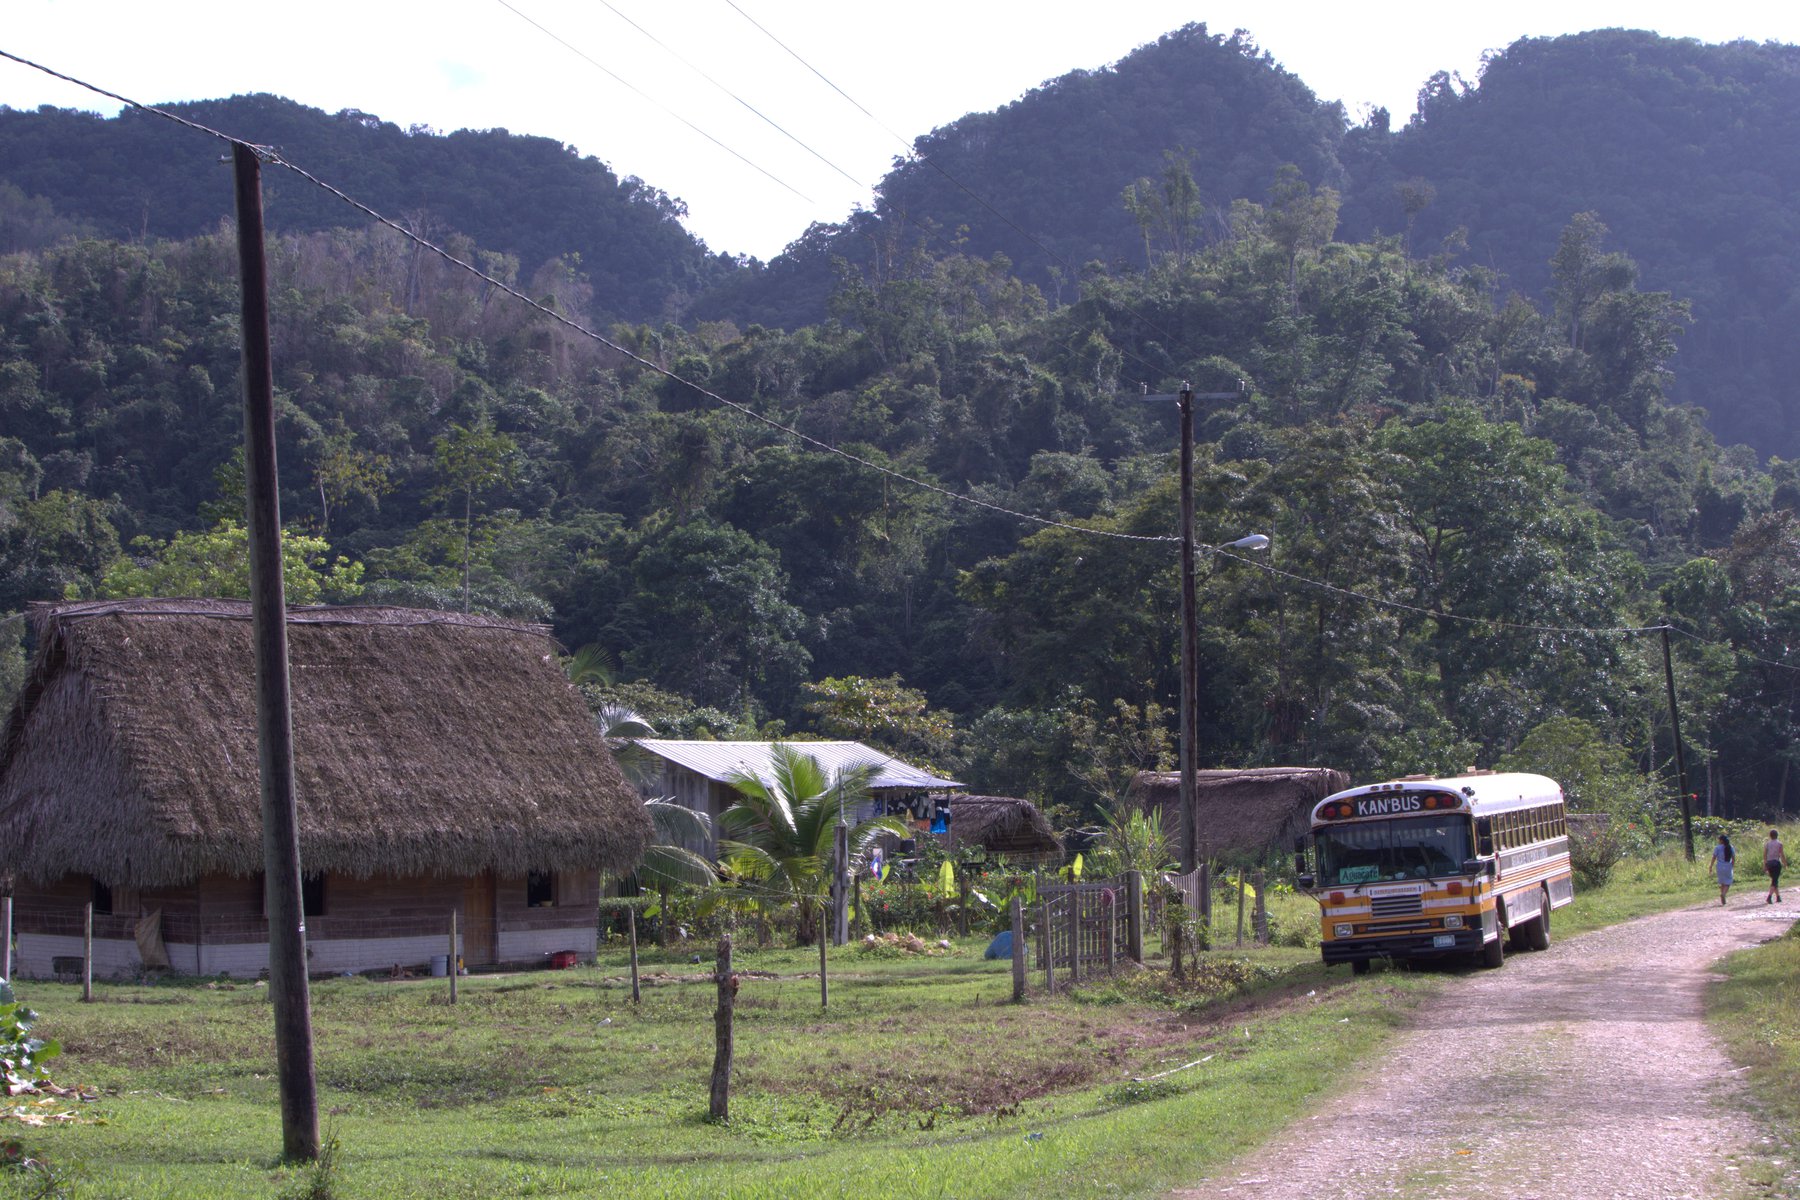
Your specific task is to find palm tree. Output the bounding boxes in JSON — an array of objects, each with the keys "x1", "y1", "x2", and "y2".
[{"x1": 719, "y1": 744, "x2": 907, "y2": 946}]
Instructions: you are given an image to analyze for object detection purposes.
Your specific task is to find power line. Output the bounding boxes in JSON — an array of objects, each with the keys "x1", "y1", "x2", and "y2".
[
  {"x1": 491, "y1": 0, "x2": 814, "y2": 205},
  {"x1": 723, "y1": 1, "x2": 1208, "y2": 380},
  {"x1": 585, "y1": 0, "x2": 867, "y2": 191}
]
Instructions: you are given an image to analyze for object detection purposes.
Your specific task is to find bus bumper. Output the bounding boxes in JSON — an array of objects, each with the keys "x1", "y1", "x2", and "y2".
[{"x1": 1322, "y1": 927, "x2": 1486, "y2": 965}]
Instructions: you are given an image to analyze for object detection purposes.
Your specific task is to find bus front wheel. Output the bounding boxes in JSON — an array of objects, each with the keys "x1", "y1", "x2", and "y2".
[
  {"x1": 1351, "y1": 959, "x2": 1371, "y2": 976},
  {"x1": 1480, "y1": 930, "x2": 1506, "y2": 968}
]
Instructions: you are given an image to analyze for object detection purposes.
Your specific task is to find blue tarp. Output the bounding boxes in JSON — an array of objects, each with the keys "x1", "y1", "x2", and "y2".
[{"x1": 983, "y1": 930, "x2": 1013, "y2": 960}]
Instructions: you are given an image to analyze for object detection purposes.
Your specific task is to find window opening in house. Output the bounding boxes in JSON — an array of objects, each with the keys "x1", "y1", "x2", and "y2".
[
  {"x1": 91, "y1": 878, "x2": 114, "y2": 915},
  {"x1": 302, "y1": 872, "x2": 326, "y2": 917},
  {"x1": 527, "y1": 871, "x2": 557, "y2": 907}
]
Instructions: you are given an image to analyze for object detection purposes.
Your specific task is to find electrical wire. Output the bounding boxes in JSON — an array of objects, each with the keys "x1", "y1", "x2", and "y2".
[
  {"x1": 722, "y1": 1, "x2": 1209, "y2": 380},
  {"x1": 584, "y1": 0, "x2": 867, "y2": 190},
  {"x1": 491, "y1": 0, "x2": 814, "y2": 204}
]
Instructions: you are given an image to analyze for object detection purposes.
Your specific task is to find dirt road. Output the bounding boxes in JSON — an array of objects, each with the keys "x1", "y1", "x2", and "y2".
[{"x1": 1173, "y1": 899, "x2": 1797, "y2": 1200}]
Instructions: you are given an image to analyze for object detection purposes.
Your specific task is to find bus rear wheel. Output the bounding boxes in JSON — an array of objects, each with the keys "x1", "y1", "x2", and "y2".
[
  {"x1": 1522, "y1": 889, "x2": 1551, "y2": 951},
  {"x1": 1480, "y1": 930, "x2": 1505, "y2": 968}
]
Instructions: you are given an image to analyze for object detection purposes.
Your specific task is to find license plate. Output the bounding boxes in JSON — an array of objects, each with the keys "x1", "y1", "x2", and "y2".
[{"x1": 1432, "y1": 934, "x2": 1455, "y2": 948}]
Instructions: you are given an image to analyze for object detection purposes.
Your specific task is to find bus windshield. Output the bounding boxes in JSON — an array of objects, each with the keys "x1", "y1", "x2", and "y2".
[{"x1": 1315, "y1": 815, "x2": 1473, "y2": 886}]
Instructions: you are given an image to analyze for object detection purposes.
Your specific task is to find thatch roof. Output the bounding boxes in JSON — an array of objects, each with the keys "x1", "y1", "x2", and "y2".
[
  {"x1": 1130, "y1": 767, "x2": 1352, "y2": 856},
  {"x1": 0, "y1": 599, "x2": 651, "y2": 887},
  {"x1": 947, "y1": 795, "x2": 1062, "y2": 860}
]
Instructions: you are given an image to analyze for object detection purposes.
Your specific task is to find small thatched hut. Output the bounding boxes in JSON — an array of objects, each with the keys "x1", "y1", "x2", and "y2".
[
  {"x1": 1130, "y1": 767, "x2": 1352, "y2": 860},
  {"x1": 943, "y1": 795, "x2": 1062, "y2": 864},
  {"x1": 0, "y1": 599, "x2": 651, "y2": 979}
]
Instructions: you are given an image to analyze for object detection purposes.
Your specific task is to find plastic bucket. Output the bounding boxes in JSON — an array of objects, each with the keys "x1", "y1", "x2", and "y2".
[{"x1": 430, "y1": 954, "x2": 449, "y2": 977}]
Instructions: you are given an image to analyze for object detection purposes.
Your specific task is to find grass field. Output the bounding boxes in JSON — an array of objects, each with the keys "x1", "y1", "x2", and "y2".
[{"x1": 0, "y1": 850, "x2": 1721, "y2": 1199}]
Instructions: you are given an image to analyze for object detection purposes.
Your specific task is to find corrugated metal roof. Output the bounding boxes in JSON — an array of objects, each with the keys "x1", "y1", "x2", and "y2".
[{"x1": 631, "y1": 740, "x2": 962, "y2": 791}]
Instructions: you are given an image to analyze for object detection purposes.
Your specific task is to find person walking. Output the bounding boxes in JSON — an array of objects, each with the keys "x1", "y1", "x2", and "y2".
[
  {"x1": 1711, "y1": 833, "x2": 1736, "y2": 905},
  {"x1": 1765, "y1": 829, "x2": 1787, "y2": 905}
]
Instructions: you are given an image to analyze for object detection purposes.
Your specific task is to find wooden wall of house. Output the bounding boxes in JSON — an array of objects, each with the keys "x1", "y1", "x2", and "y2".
[{"x1": 8, "y1": 868, "x2": 603, "y2": 979}]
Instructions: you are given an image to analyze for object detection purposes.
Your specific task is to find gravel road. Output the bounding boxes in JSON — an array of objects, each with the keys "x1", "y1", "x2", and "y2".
[{"x1": 1172, "y1": 899, "x2": 1798, "y2": 1200}]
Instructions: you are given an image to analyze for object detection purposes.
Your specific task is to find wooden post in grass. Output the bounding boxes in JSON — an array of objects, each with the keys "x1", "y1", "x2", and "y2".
[
  {"x1": 818, "y1": 902, "x2": 829, "y2": 1011},
  {"x1": 1197, "y1": 862, "x2": 1212, "y2": 950},
  {"x1": 1094, "y1": 892, "x2": 1108, "y2": 978},
  {"x1": 448, "y1": 910, "x2": 459, "y2": 1004},
  {"x1": 958, "y1": 875, "x2": 970, "y2": 937},
  {"x1": 1253, "y1": 870, "x2": 1268, "y2": 946},
  {"x1": 1126, "y1": 870, "x2": 1143, "y2": 964},
  {"x1": 1010, "y1": 896, "x2": 1025, "y2": 1002},
  {"x1": 82, "y1": 900, "x2": 93, "y2": 1002},
  {"x1": 709, "y1": 935, "x2": 733, "y2": 1120},
  {"x1": 627, "y1": 905, "x2": 641, "y2": 1004},
  {"x1": 1067, "y1": 894, "x2": 1081, "y2": 985},
  {"x1": 1235, "y1": 869, "x2": 1247, "y2": 949},
  {"x1": 1, "y1": 894, "x2": 11, "y2": 981},
  {"x1": 1041, "y1": 896, "x2": 1054, "y2": 993}
]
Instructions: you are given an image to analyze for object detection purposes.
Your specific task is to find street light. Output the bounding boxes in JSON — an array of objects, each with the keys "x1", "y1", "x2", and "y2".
[{"x1": 1134, "y1": 380, "x2": 1253, "y2": 874}]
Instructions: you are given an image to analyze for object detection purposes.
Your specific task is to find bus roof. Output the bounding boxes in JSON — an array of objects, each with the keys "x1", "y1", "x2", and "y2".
[{"x1": 1313, "y1": 772, "x2": 1562, "y2": 824}]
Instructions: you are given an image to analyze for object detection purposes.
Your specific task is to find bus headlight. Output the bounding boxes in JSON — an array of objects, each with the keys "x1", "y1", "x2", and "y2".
[
  {"x1": 1443, "y1": 915, "x2": 1464, "y2": 929},
  {"x1": 1333, "y1": 924, "x2": 1354, "y2": 938}
]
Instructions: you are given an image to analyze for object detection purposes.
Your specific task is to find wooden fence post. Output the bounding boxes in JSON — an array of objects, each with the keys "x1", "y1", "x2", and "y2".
[
  {"x1": 709, "y1": 936, "x2": 733, "y2": 1121},
  {"x1": 448, "y1": 910, "x2": 459, "y2": 1004},
  {"x1": 958, "y1": 875, "x2": 970, "y2": 937},
  {"x1": 82, "y1": 900, "x2": 93, "y2": 1002},
  {"x1": 627, "y1": 905, "x2": 641, "y2": 1004},
  {"x1": 1235, "y1": 869, "x2": 1247, "y2": 948},
  {"x1": 818, "y1": 904, "x2": 829, "y2": 1012},
  {"x1": 1041, "y1": 895, "x2": 1053, "y2": 993},
  {"x1": 1126, "y1": 871, "x2": 1144, "y2": 964},
  {"x1": 1197, "y1": 863, "x2": 1212, "y2": 950},
  {"x1": 1067, "y1": 894, "x2": 1081, "y2": 986},
  {"x1": 1104, "y1": 888, "x2": 1116, "y2": 974},
  {"x1": 1253, "y1": 870, "x2": 1269, "y2": 946},
  {"x1": 1010, "y1": 896, "x2": 1025, "y2": 1002},
  {"x1": 1, "y1": 894, "x2": 11, "y2": 981}
]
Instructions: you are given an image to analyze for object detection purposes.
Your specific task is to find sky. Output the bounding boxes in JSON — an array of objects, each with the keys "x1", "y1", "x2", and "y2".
[{"x1": 5, "y1": 2, "x2": 1800, "y2": 261}]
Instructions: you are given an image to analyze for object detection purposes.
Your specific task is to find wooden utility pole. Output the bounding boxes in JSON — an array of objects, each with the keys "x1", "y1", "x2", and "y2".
[
  {"x1": 1177, "y1": 385, "x2": 1198, "y2": 873},
  {"x1": 233, "y1": 141, "x2": 320, "y2": 1163},
  {"x1": 1661, "y1": 628, "x2": 1696, "y2": 862}
]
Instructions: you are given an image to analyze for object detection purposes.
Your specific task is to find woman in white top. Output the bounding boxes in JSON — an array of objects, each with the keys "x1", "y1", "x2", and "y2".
[{"x1": 1766, "y1": 830, "x2": 1786, "y2": 905}]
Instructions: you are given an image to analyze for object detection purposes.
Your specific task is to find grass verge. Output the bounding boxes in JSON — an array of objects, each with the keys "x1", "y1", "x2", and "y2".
[{"x1": 1708, "y1": 922, "x2": 1800, "y2": 1200}]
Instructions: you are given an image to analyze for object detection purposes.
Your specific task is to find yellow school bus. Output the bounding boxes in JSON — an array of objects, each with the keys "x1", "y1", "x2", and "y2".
[{"x1": 1296, "y1": 771, "x2": 1574, "y2": 974}]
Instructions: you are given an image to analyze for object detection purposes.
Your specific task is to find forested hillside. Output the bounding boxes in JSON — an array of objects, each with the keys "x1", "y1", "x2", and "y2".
[
  {"x1": 3, "y1": 165, "x2": 1797, "y2": 827},
  {"x1": 713, "y1": 25, "x2": 1800, "y2": 457},
  {"x1": 0, "y1": 94, "x2": 737, "y2": 321},
  {"x1": 5, "y1": 23, "x2": 1800, "y2": 832}
]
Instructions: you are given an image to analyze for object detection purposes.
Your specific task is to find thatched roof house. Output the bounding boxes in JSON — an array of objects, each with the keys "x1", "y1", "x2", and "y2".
[
  {"x1": 944, "y1": 795, "x2": 1062, "y2": 864},
  {"x1": 0, "y1": 599, "x2": 651, "y2": 979},
  {"x1": 1131, "y1": 767, "x2": 1352, "y2": 860}
]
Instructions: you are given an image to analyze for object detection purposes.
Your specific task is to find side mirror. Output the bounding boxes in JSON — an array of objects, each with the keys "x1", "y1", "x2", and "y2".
[
  {"x1": 1475, "y1": 817, "x2": 1495, "y2": 858},
  {"x1": 1292, "y1": 836, "x2": 1307, "y2": 855},
  {"x1": 1297, "y1": 874, "x2": 1315, "y2": 890},
  {"x1": 1460, "y1": 858, "x2": 1484, "y2": 876}
]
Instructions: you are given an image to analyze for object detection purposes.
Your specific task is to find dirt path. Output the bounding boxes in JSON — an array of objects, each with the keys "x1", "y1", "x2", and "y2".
[{"x1": 1172, "y1": 899, "x2": 1797, "y2": 1200}]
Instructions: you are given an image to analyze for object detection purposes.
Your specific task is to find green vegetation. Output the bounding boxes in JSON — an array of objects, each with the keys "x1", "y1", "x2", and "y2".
[
  {"x1": 0, "y1": 851, "x2": 1718, "y2": 1200},
  {"x1": 1709, "y1": 924, "x2": 1800, "y2": 1193}
]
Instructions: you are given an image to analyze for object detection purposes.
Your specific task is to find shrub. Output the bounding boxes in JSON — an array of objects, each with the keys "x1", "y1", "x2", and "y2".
[{"x1": 1568, "y1": 817, "x2": 1627, "y2": 889}]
